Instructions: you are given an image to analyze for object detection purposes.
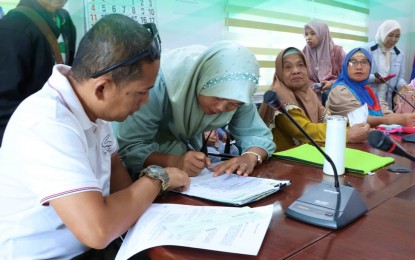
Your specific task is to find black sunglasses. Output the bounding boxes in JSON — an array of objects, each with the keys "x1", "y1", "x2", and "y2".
[{"x1": 90, "y1": 23, "x2": 161, "y2": 79}]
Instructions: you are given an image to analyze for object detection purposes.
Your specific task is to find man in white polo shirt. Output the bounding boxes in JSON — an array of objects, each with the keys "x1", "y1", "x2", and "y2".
[{"x1": 0, "y1": 14, "x2": 190, "y2": 259}]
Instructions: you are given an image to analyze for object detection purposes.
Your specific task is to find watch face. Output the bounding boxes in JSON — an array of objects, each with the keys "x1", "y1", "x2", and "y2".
[
  {"x1": 144, "y1": 165, "x2": 170, "y2": 193},
  {"x1": 148, "y1": 165, "x2": 165, "y2": 174}
]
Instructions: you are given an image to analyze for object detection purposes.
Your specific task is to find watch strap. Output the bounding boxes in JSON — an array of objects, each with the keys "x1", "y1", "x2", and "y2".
[{"x1": 139, "y1": 166, "x2": 170, "y2": 194}]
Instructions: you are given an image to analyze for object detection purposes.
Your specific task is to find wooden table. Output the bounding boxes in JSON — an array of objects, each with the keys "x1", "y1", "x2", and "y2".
[{"x1": 148, "y1": 140, "x2": 415, "y2": 260}]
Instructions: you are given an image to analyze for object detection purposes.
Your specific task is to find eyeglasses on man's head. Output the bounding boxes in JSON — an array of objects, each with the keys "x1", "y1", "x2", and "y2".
[{"x1": 90, "y1": 23, "x2": 161, "y2": 79}]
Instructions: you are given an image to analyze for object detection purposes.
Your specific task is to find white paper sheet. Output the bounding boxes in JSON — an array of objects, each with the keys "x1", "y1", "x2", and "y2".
[
  {"x1": 115, "y1": 204, "x2": 274, "y2": 260},
  {"x1": 177, "y1": 168, "x2": 290, "y2": 206},
  {"x1": 347, "y1": 103, "x2": 368, "y2": 126}
]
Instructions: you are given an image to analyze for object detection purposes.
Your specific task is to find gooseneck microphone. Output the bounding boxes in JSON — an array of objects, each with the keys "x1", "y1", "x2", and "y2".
[
  {"x1": 374, "y1": 72, "x2": 415, "y2": 111},
  {"x1": 264, "y1": 90, "x2": 367, "y2": 229},
  {"x1": 263, "y1": 90, "x2": 339, "y2": 188},
  {"x1": 368, "y1": 130, "x2": 415, "y2": 161}
]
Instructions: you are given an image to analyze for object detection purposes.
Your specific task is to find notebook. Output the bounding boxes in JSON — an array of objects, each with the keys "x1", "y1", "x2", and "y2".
[{"x1": 274, "y1": 144, "x2": 395, "y2": 174}]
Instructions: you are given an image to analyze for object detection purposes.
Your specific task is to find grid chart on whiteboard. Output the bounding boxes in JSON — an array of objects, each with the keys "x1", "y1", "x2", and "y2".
[{"x1": 84, "y1": 0, "x2": 157, "y2": 30}]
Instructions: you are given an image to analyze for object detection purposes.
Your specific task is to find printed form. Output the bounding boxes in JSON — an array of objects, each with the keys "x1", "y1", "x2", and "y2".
[
  {"x1": 178, "y1": 168, "x2": 290, "y2": 206},
  {"x1": 115, "y1": 203, "x2": 273, "y2": 260}
]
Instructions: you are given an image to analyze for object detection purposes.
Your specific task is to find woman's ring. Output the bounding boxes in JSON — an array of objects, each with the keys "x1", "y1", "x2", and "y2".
[{"x1": 240, "y1": 163, "x2": 248, "y2": 169}]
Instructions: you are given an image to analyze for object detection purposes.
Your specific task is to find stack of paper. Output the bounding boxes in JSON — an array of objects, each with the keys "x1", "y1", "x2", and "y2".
[
  {"x1": 115, "y1": 204, "x2": 274, "y2": 260},
  {"x1": 177, "y1": 168, "x2": 291, "y2": 206}
]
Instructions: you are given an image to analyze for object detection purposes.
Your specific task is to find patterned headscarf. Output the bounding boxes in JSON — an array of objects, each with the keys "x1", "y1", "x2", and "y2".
[{"x1": 161, "y1": 41, "x2": 259, "y2": 138}]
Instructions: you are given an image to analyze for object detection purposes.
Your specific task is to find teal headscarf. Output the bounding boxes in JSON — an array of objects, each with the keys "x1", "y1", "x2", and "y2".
[{"x1": 160, "y1": 41, "x2": 259, "y2": 148}]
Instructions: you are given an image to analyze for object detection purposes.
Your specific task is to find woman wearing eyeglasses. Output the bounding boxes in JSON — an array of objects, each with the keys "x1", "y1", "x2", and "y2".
[
  {"x1": 117, "y1": 41, "x2": 275, "y2": 178},
  {"x1": 326, "y1": 47, "x2": 415, "y2": 127},
  {"x1": 258, "y1": 47, "x2": 369, "y2": 151},
  {"x1": 361, "y1": 20, "x2": 410, "y2": 110}
]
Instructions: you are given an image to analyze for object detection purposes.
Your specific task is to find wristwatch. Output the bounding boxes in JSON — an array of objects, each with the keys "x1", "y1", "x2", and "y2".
[{"x1": 139, "y1": 165, "x2": 170, "y2": 194}]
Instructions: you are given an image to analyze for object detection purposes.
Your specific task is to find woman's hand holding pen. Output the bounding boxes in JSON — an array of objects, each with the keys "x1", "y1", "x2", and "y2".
[{"x1": 177, "y1": 151, "x2": 211, "y2": 176}]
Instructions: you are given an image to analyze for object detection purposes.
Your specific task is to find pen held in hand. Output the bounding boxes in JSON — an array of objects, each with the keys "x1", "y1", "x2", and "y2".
[{"x1": 179, "y1": 133, "x2": 197, "y2": 152}]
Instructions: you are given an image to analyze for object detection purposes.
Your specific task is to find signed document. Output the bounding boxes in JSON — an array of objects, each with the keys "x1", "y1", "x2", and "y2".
[
  {"x1": 115, "y1": 204, "x2": 274, "y2": 260},
  {"x1": 177, "y1": 168, "x2": 291, "y2": 206}
]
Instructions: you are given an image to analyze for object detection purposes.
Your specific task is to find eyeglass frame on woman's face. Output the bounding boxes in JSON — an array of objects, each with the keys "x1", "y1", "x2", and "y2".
[
  {"x1": 90, "y1": 23, "x2": 161, "y2": 79},
  {"x1": 348, "y1": 59, "x2": 370, "y2": 68}
]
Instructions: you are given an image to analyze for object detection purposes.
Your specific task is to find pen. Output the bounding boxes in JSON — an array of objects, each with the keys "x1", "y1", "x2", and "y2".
[
  {"x1": 179, "y1": 133, "x2": 237, "y2": 159},
  {"x1": 274, "y1": 180, "x2": 291, "y2": 188},
  {"x1": 274, "y1": 183, "x2": 287, "y2": 188},
  {"x1": 179, "y1": 133, "x2": 197, "y2": 151}
]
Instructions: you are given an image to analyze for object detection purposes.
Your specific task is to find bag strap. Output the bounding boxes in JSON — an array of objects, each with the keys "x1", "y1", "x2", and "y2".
[{"x1": 11, "y1": 6, "x2": 63, "y2": 64}]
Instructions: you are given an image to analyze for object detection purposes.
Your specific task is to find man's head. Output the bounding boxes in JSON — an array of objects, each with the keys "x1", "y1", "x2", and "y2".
[{"x1": 69, "y1": 14, "x2": 161, "y2": 122}]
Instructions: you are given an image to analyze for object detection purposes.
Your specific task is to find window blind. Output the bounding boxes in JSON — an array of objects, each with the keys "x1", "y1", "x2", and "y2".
[{"x1": 225, "y1": 0, "x2": 370, "y2": 94}]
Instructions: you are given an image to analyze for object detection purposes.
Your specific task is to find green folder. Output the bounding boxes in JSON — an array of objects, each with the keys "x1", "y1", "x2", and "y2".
[{"x1": 273, "y1": 144, "x2": 395, "y2": 174}]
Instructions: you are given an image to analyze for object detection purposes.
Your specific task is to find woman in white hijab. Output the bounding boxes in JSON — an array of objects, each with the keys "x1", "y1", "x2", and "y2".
[{"x1": 361, "y1": 20, "x2": 410, "y2": 110}]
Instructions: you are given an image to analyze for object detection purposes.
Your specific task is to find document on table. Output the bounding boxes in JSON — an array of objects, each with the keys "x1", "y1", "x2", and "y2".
[
  {"x1": 177, "y1": 167, "x2": 291, "y2": 206},
  {"x1": 115, "y1": 203, "x2": 274, "y2": 260}
]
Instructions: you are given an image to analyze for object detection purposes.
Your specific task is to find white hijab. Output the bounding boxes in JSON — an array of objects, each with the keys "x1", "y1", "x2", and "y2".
[{"x1": 375, "y1": 20, "x2": 401, "y2": 76}]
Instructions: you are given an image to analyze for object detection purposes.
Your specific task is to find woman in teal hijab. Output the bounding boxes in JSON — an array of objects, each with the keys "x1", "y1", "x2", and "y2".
[{"x1": 117, "y1": 41, "x2": 275, "y2": 178}]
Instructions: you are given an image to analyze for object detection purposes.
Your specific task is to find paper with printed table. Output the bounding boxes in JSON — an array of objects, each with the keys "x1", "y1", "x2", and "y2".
[
  {"x1": 176, "y1": 167, "x2": 291, "y2": 206},
  {"x1": 115, "y1": 204, "x2": 274, "y2": 260}
]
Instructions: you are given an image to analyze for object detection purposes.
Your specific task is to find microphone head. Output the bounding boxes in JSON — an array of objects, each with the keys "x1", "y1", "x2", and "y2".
[
  {"x1": 374, "y1": 72, "x2": 384, "y2": 81},
  {"x1": 368, "y1": 130, "x2": 392, "y2": 151},
  {"x1": 263, "y1": 90, "x2": 282, "y2": 109}
]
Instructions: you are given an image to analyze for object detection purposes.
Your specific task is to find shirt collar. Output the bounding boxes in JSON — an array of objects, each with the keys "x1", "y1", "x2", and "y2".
[{"x1": 47, "y1": 64, "x2": 98, "y2": 132}]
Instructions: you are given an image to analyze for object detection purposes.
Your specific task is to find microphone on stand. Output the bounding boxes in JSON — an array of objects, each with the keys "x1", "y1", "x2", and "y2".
[
  {"x1": 368, "y1": 130, "x2": 415, "y2": 161},
  {"x1": 264, "y1": 91, "x2": 340, "y2": 187},
  {"x1": 263, "y1": 90, "x2": 367, "y2": 229},
  {"x1": 374, "y1": 72, "x2": 415, "y2": 111}
]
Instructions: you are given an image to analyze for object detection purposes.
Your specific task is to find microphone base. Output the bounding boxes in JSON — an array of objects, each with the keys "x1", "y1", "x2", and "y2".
[{"x1": 285, "y1": 182, "x2": 368, "y2": 229}]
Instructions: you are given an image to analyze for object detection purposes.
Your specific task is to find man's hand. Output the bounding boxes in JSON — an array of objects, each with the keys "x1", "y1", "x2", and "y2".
[{"x1": 165, "y1": 167, "x2": 190, "y2": 192}]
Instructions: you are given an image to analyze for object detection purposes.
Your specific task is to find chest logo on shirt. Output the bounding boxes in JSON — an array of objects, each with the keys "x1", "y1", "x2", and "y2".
[{"x1": 102, "y1": 134, "x2": 112, "y2": 154}]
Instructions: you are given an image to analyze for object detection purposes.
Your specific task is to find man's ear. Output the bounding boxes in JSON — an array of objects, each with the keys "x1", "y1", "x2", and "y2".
[
  {"x1": 92, "y1": 77, "x2": 114, "y2": 101},
  {"x1": 95, "y1": 84, "x2": 105, "y2": 101}
]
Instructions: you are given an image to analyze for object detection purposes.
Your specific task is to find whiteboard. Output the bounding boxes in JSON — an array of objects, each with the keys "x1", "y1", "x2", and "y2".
[{"x1": 83, "y1": 0, "x2": 158, "y2": 30}]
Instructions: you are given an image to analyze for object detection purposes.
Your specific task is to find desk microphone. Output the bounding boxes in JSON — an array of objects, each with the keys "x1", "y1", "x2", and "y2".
[
  {"x1": 374, "y1": 72, "x2": 415, "y2": 111},
  {"x1": 368, "y1": 130, "x2": 415, "y2": 161},
  {"x1": 264, "y1": 90, "x2": 339, "y2": 187},
  {"x1": 263, "y1": 90, "x2": 367, "y2": 229}
]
